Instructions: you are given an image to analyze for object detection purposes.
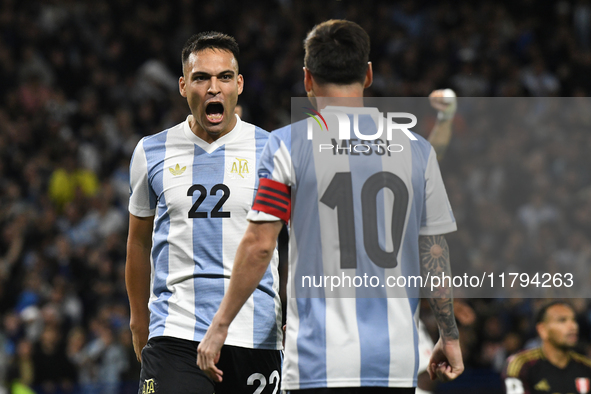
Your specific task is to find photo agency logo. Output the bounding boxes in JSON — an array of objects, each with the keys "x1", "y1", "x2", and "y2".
[
  {"x1": 304, "y1": 107, "x2": 418, "y2": 154},
  {"x1": 303, "y1": 107, "x2": 328, "y2": 132}
]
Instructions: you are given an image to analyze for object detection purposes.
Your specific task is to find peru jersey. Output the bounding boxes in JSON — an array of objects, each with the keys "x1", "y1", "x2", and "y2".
[
  {"x1": 503, "y1": 348, "x2": 591, "y2": 394},
  {"x1": 129, "y1": 115, "x2": 282, "y2": 350},
  {"x1": 247, "y1": 106, "x2": 456, "y2": 388}
]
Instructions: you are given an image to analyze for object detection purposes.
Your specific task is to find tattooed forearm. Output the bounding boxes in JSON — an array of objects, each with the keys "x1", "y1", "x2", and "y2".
[{"x1": 419, "y1": 234, "x2": 459, "y2": 341}]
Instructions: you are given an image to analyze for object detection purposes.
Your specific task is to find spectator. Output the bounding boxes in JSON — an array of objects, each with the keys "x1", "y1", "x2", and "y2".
[
  {"x1": 48, "y1": 155, "x2": 99, "y2": 212},
  {"x1": 32, "y1": 325, "x2": 76, "y2": 394}
]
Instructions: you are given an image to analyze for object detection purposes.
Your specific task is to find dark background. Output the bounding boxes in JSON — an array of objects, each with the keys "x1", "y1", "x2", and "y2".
[{"x1": 1, "y1": 0, "x2": 591, "y2": 393}]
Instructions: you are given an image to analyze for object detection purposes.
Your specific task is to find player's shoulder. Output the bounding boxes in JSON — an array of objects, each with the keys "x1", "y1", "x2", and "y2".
[
  {"x1": 570, "y1": 351, "x2": 591, "y2": 369},
  {"x1": 505, "y1": 348, "x2": 544, "y2": 377},
  {"x1": 240, "y1": 119, "x2": 270, "y2": 141},
  {"x1": 409, "y1": 131, "x2": 434, "y2": 159},
  {"x1": 271, "y1": 120, "x2": 300, "y2": 139},
  {"x1": 138, "y1": 121, "x2": 183, "y2": 148},
  {"x1": 264, "y1": 121, "x2": 300, "y2": 154},
  {"x1": 410, "y1": 130, "x2": 430, "y2": 144},
  {"x1": 269, "y1": 119, "x2": 308, "y2": 149}
]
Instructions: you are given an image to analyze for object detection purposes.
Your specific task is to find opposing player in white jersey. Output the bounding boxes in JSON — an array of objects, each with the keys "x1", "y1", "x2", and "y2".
[
  {"x1": 198, "y1": 20, "x2": 464, "y2": 393},
  {"x1": 125, "y1": 32, "x2": 282, "y2": 394}
]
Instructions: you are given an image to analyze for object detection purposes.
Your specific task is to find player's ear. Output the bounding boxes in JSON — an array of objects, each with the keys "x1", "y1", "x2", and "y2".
[
  {"x1": 179, "y1": 76, "x2": 187, "y2": 98},
  {"x1": 304, "y1": 67, "x2": 313, "y2": 94},
  {"x1": 363, "y1": 62, "x2": 373, "y2": 89},
  {"x1": 536, "y1": 322, "x2": 547, "y2": 340},
  {"x1": 237, "y1": 74, "x2": 244, "y2": 95}
]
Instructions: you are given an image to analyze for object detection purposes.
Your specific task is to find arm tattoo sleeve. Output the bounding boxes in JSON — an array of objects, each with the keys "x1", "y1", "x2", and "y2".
[{"x1": 419, "y1": 234, "x2": 459, "y2": 341}]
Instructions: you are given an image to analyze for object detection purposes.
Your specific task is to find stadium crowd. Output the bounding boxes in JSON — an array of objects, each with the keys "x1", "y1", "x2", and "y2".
[{"x1": 1, "y1": 0, "x2": 591, "y2": 392}]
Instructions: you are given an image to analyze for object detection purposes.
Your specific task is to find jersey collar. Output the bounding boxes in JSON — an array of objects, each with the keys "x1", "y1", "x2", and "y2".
[
  {"x1": 182, "y1": 114, "x2": 242, "y2": 153},
  {"x1": 321, "y1": 105, "x2": 382, "y2": 127}
]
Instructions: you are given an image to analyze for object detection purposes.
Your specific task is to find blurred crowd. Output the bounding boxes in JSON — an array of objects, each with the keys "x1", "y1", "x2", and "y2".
[{"x1": 1, "y1": 0, "x2": 591, "y2": 392}]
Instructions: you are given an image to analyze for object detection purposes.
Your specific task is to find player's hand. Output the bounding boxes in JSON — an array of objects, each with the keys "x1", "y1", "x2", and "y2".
[
  {"x1": 428, "y1": 338, "x2": 464, "y2": 382},
  {"x1": 197, "y1": 320, "x2": 228, "y2": 383},
  {"x1": 429, "y1": 89, "x2": 457, "y2": 121},
  {"x1": 130, "y1": 319, "x2": 149, "y2": 363}
]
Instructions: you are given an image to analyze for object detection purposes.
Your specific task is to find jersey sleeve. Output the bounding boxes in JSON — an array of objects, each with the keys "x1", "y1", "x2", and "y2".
[
  {"x1": 247, "y1": 128, "x2": 293, "y2": 223},
  {"x1": 419, "y1": 147, "x2": 457, "y2": 235},
  {"x1": 128, "y1": 138, "x2": 156, "y2": 217},
  {"x1": 502, "y1": 354, "x2": 531, "y2": 394}
]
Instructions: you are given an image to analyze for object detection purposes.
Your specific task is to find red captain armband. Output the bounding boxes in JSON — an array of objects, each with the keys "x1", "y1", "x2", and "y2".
[{"x1": 252, "y1": 178, "x2": 291, "y2": 223}]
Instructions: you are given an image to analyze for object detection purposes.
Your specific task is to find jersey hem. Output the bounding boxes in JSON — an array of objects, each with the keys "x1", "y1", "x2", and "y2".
[
  {"x1": 218, "y1": 337, "x2": 283, "y2": 351},
  {"x1": 282, "y1": 378, "x2": 416, "y2": 390},
  {"x1": 149, "y1": 333, "x2": 283, "y2": 351}
]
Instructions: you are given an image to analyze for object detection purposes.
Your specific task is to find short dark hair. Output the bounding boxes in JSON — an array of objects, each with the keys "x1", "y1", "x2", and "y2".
[
  {"x1": 304, "y1": 20, "x2": 370, "y2": 85},
  {"x1": 181, "y1": 32, "x2": 239, "y2": 68},
  {"x1": 536, "y1": 301, "x2": 574, "y2": 324}
]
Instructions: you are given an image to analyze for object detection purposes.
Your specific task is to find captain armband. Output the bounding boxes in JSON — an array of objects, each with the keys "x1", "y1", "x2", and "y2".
[{"x1": 251, "y1": 178, "x2": 291, "y2": 223}]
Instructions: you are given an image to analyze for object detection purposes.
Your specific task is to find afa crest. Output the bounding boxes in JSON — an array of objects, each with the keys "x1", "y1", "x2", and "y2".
[
  {"x1": 142, "y1": 378, "x2": 157, "y2": 394},
  {"x1": 227, "y1": 157, "x2": 251, "y2": 179}
]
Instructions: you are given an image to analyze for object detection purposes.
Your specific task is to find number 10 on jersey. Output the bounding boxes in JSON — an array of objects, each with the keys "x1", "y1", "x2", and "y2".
[{"x1": 320, "y1": 171, "x2": 408, "y2": 270}]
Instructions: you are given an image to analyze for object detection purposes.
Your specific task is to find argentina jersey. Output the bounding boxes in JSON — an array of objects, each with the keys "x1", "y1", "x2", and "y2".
[
  {"x1": 247, "y1": 106, "x2": 456, "y2": 389},
  {"x1": 129, "y1": 115, "x2": 282, "y2": 350}
]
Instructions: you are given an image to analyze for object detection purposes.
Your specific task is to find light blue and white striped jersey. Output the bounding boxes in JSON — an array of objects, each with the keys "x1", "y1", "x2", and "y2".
[
  {"x1": 247, "y1": 106, "x2": 456, "y2": 388},
  {"x1": 129, "y1": 115, "x2": 282, "y2": 350}
]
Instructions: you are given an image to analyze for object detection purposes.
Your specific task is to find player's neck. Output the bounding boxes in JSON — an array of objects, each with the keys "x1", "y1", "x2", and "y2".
[
  {"x1": 188, "y1": 114, "x2": 237, "y2": 144},
  {"x1": 312, "y1": 84, "x2": 365, "y2": 110},
  {"x1": 541, "y1": 342, "x2": 570, "y2": 369}
]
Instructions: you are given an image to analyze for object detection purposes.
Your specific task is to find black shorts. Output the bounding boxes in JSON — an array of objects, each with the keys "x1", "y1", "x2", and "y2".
[
  {"x1": 139, "y1": 336, "x2": 282, "y2": 394},
  {"x1": 288, "y1": 388, "x2": 415, "y2": 394}
]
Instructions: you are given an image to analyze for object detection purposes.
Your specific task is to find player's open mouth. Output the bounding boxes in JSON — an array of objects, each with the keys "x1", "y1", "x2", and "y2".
[{"x1": 206, "y1": 102, "x2": 224, "y2": 124}]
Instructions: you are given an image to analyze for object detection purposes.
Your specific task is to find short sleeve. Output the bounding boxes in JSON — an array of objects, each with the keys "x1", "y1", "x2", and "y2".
[
  {"x1": 419, "y1": 147, "x2": 457, "y2": 235},
  {"x1": 504, "y1": 377, "x2": 526, "y2": 394},
  {"x1": 502, "y1": 353, "x2": 533, "y2": 394},
  {"x1": 247, "y1": 128, "x2": 292, "y2": 222},
  {"x1": 128, "y1": 138, "x2": 156, "y2": 217}
]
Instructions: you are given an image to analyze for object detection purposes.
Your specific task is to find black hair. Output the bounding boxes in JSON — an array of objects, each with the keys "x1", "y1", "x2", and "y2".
[
  {"x1": 181, "y1": 31, "x2": 239, "y2": 68},
  {"x1": 535, "y1": 301, "x2": 575, "y2": 324},
  {"x1": 303, "y1": 20, "x2": 370, "y2": 85}
]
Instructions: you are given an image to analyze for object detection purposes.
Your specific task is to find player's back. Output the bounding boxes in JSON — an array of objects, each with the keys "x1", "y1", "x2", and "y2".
[{"x1": 266, "y1": 106, "x2": 456, "y2": 389}]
